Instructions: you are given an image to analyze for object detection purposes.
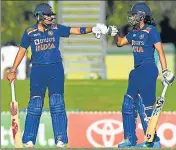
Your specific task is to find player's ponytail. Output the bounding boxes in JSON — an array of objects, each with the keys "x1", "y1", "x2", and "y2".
[{"x1": 144, "y1": 15, "x2": 156, "y2": 26}]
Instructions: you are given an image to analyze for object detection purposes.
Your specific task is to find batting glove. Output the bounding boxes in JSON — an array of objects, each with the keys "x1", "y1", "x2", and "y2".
[
  {"x1": 92, "y1": 24, "x2": 119, "y2": 38},
  {"x1": 92, "y1": 26, "x2": 102, "y2": 39},
  {"x1": 95, "y1": 23, "x2": 109, "y2": 35},
  {"x1": 162, "y1": 68, "x2": 175, "y2": 85},
  {"x1": 107, "y1": 25, "x2": 119, "y2": 36}
]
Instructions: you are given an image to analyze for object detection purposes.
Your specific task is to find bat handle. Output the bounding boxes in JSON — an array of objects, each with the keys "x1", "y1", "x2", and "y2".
[
  {"x1": 11, "y1": 81, "x2": 16, "y2": 102},
  {"x1": 161, "y1": 84, "x2": 168, "y2": 98}
]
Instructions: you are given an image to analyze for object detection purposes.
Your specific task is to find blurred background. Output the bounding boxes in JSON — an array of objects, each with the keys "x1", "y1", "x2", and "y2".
[{"x1": 1, "y1": 0, "x2": 176, "y2": 148}]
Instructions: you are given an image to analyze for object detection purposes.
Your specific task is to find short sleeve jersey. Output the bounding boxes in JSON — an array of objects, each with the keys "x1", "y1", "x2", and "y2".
[
  {"x1": 126, "y1": 24, "x2": 161, "y2": 66},
  {"x1": 20, "y1": 24, "x2": 71, "y2": 65}
]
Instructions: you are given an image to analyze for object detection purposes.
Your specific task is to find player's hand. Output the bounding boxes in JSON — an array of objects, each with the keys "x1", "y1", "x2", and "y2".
[
  {"x1": 162, "y1": 69, "x2": 175, "y2": 86},
  {"x1": 92, "y1": 24, "x2": 118, "y2": 38},
  {"x1": 107, "y1": 25, "x2": 119, "y2": 36},
  {"x1": 7, "y1": 70, "x2": 16, "y2": 83},
  {"x1": 95, "y1": 23, "x2": 108, "y2": 35},
  {"x1": 92, "y1": 26, "x2": 102, "y2": 39}
]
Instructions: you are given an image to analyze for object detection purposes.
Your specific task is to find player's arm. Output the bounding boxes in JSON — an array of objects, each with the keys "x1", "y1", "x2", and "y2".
[
  {"x1": 7, "y1": 29, "x2": 29, "y2": 83},
  {"x1": 155, "y1": 42, "x2": 175, "y2": 85},
  {"x1": 154, "y1": 42, "x2": 167, "y2": 70},
  {"x1": 149, "y1": 27, "x2": 167, "y2": 71},
  {"x1": 61, "y1": 24, "x2": 118, "y2": 38},
  {"x1": 70, "y1": 27, "x2": 92, "y2": 35},
  {"x1": 7, "y1": 47, "x2": 27, "y2": 82},
  {"x1": 114, "y1": 34, "x2": 129, "y2": 47},
  {"x1": 11, "y1": 47, "x2": 27, "y2": 72},
  {"x1": 149, "y1": 27, "x2": 175, "y2": 85}
]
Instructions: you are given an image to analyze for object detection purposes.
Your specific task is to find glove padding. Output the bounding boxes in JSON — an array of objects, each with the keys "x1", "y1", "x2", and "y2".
[
  {"x1": 95, "y1": 23, "x2": 108, "y2": 35},
  {"x1": 92, "y1": 23, "x2": 119, "y2": 39},
  {"x1": 107, "y1": 25, "x2": 119, "y2": 36},
  {"x1": 92, "y1": 23, "x2": 108, "y2": 39},
  {"x1": 92, "y1": 26, "x2": 102, "y2": 39},
  {"x1": 162, "y1": 69, "x2": 175, "y2": 85}
]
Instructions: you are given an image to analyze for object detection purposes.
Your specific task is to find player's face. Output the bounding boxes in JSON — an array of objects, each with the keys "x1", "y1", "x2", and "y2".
[
  {"x1": 127, "y1": 13, "x2": 138, "y2": 26},
  {"x1": 43, "y1": 14, "x2": 53, "y2": 25}
]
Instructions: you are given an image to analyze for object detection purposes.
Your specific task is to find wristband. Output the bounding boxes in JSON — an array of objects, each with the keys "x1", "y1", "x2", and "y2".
[{"x1": 80, "y1": 27, "x2": 86, "y2": 34}]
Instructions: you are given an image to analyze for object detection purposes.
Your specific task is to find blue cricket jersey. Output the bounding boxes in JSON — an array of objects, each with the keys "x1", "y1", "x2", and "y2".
[
  {"x1": 126, "y1": 24, "x2": 161, "y2": 66},
  {"x1": 20, "y1": 24, "x2": 71, "y2": 65}
]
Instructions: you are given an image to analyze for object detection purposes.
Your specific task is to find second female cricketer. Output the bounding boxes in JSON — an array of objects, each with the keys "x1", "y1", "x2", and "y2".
[{"x1": 112, "y1": 2, "x2": 175, "y2": 148}]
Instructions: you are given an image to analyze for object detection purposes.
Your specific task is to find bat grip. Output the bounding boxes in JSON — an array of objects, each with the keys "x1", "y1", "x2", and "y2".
[
  {"x1": 161, "y1": 84, "x2": 168, "y2": 98},
  {"x1": 11, "y1": 81, "x2": 16, "y2": 102}
]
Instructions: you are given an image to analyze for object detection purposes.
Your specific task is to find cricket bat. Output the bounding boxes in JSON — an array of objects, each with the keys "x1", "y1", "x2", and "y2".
[
  {"x1": 145, "y1": 84, "x2": 168, "y2": 142},
  {"x1": 10, "y1": 81, "x2": 23, "y2": 148}
]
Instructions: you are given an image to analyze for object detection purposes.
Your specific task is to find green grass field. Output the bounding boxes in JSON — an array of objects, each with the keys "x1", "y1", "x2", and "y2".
[{"x1": 1, "y1": 80, "x2": 176, "y2": 112}]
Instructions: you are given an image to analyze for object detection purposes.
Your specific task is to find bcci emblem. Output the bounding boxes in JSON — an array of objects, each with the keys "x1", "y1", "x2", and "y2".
[
  {"x1": 48, "y1": 30, "x2": 53, "y2": 36},
  {"x1": 139, "y1": 34, "x2": 144, "y2": 39}
]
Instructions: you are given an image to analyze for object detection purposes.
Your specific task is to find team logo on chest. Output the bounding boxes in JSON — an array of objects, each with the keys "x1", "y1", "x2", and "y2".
[
  {"x1": 34, "y1": 37, "x2": 56, "y2": 51},
  {"x1": 48, "y1": 30, "x2": 53, "y2": 36},
  {"x1": 139, "y1": 34, "x2": 144, "y2": 39}
]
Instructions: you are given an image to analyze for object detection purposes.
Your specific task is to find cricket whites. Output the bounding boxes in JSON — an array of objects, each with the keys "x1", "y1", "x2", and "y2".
[
  {"x1": 10, "y1": 81, "x2": 23, "y2": 148},
  {"x1": 145, "y1": 84, "x2": 168, "y2": 142}
]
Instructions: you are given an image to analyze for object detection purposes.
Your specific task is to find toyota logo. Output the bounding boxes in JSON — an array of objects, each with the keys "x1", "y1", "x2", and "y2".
[{"x1": 86, "y1": 119, "x2": 123, "y2": 147}]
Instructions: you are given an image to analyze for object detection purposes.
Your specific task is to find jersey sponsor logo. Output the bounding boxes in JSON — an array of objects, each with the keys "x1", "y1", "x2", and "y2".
[
  {"x1": 34, "y1": 37, "x2": 56, "y2": 51},
  {"x1": 132, "y1": 40, "x2": 144, "y2": 53},
  {"x1": 132, "y1": 46, "x2": 144, "y2": 52},
  {"x1": 34, "y1": 37, "x2": 55, "y2": 45},
  {"x1": 132, "y1": 40, "x2": 144, "y2": 46},
  {"x1": 36, "y1": 43, "x2": 55, "y2": 51}
]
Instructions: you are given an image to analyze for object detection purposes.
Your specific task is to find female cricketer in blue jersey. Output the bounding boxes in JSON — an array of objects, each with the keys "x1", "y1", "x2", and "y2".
[
  {"x1": 112, "y1": 2, "x2": 175, "y2": 148},
  {"x1": 6, "y1": 3, "x2": 110, "y2": 148}
]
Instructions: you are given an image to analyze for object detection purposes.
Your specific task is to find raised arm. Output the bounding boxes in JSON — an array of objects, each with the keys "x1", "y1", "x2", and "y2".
[
  {"x1": 114, "y1": 35, "x2": 129, "y2": 47},
  {"x1": 70, "y1": 27, "x2": 92, "y2": 35},
  {"x1": 70, "y1": 24, "x2": 119, "y2": 39}
]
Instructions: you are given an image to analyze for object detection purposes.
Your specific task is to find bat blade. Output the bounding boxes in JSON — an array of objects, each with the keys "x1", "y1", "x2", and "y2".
[
  {"x1": 145, "y1": 96, "x2": 165, "y2": 142},
  {"x1": 10, "y1": 101, "x2": 23, "y2": 148}
]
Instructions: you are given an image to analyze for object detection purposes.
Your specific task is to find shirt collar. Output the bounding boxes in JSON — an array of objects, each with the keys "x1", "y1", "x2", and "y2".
[
  {"x1": 141, "y1": 24, "x2": 148, "y2": 30},
  {"x1": 34, "y1": 23, "x2": 38, "y2": 29},
  {"x1": 133, "y1": 24, "x2": 148, "y2": 32}
]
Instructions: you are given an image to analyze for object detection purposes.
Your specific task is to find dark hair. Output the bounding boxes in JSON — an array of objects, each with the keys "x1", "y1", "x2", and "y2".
[{"x1": 144, "y1": 15, "x2": 156, "y2": 26}]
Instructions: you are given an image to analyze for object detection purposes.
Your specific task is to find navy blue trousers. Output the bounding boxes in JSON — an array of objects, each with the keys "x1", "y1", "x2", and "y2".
[
  {"x1": 30, "y1": 62, "x2": 64, "y2": 98},
  {"x1": 126, "y1": 60, "x2": 159, "y2": 115}
]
